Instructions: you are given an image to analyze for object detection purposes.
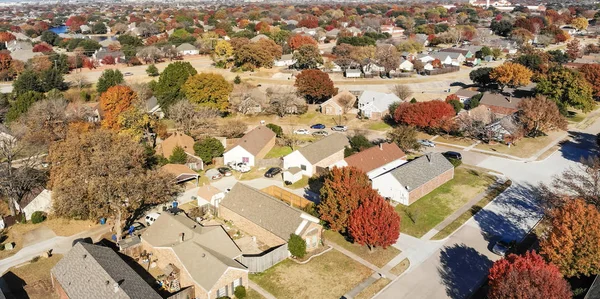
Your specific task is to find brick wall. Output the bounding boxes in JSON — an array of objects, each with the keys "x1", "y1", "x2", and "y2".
[
  {"x1": 300, "y1": 221, "x2": 323, "y2": 251},
  {"x1": 219, "y1": 206, "x2": 287, "y2": 248},
  {"x1": 255, "y1": 136, "x2": 276, "y2": 160},
  {"x1": 408, "y1": 168, "x2": 454, "y2": 205},
  {"x1": 370, "y1": 111, "x2": 384, "y2": 120},
  {"x1": 52, "y1": 274, "x2": 69, "y2": 299},
  {"x1": 321, "y1": 102, "x2": 341, "y2": 115},
  {"x1": 481, "y1": 104, "x2": 518, "y2": 116},
  {"x1": 208, "y1": 267, "x2": 248, "y2": 298},
  {"x1": 314, "y1": 149, "x2": 345, "y2": 174}
]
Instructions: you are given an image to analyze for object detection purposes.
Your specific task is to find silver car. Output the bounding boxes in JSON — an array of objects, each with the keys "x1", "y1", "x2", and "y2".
[{"x1": 418, "y1": 139, "x2": 435, "y2": 147}]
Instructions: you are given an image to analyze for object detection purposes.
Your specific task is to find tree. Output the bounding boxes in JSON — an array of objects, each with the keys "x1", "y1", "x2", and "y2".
[
  {"x1": 167, "y1": 101, "x2": 219, "y2": 133},
  {"x1": 234, "y1": 43, "x2": 275, "y2": 70},
  {"x1": 387, "y1": 126, "x2": 421, "y2": 152},
  {"x1": 32, "y1": 42, "x2": 53, "y2": 53},
  {"x1": 97, "y1": 69, "x2": 124, "y2": 94},
  {"x1": 470, "y1": 67, "x2": 493, "y2": 86},
  {"x1": 193, "y1": 137, "x2": 224, "y2": 164},
  {"x1": 517, "y1": 96, "x2": 567, "y2": 136},
  {"x1": 490, "y1": 62, "x2": 533, "y2": 90},
  {"x1": 579, "y1": 64, "x2": 600, "y2": 97},
  {"x1": 117, "y1": 108, "x2": 158, "y2": 142},
  {"x1": 213, "y1": 40, "x2": 233, "y2": 63},
  {"x1": 293, "y1": 44, "x2": 323, "y2": 69},
  {"x1": 92, "y1": 22, "x2": 107, "y2": 34},
  {"x1": 182, "y1": 73, "x2": 232, "y2": 112},
  {"x1": 288, "y1": 234, "x2": 307, "y2": 258},
  {"x1": 375, "y1": 45, "x2": 401, "y2": 76},
  {"x1": 566, "y1": 39, "x2": 582, "y2": 61},
  {"x1": 393, "y1": 101, "x2": 456, "y2": 131},
  {"x1": 391, "y1": 84, "x2": 412, "y2": 101},
  {"x1": 294, "y1": 69, "x2": 337, "y2": 104},
  {"x1": 488, "y1": 251, "x2": 571, "y2": 299},
  {"x1": 318, "y1": 166, "x2": 373, "y2": 232},
  {"x1": 6, "y1": 91, "x2": 44, "y2": 123},
  {"x1": 154, "y1": 62, "x2": 198, "y2": 109},
  {"x1": 146, "y1": 64, "x2": 159, "y2": 77},
  {"x1": 0, "y1": 32, "x2": 16, "y2": 43},
  {"x1": 540, "y1": 199, "x2": 600, "y2": 277},
  {"x1": 17, "y1": 98, "x2": 70, "y2": 147},
  {"x1": 348, "y1": 192, "x2": 400, "y2": 251},
  {"x1": 536, "y1": 67, "x2": 594, "y2": 112},
  {"x1": 48, "y1": 129, "x2": 179, "y2": 242},
  {"x1": 12, "y1": 70, "x2": 42, "y2": 95},
  {"x1": 234, "y1": 286, "x2": 247, "y2": 299},
  {"x1": 491, "y1": 20, "x2": 514, "y2": 37},
  {"x1": 266, "y1": 123, "x2": 283, "y2": 137},
  {"x1": 510, "y1": 28, "x2": 534, "y2": 46},
  {"x1": 169, "y1": 145, "x2": 188, "y2": 164},
  {"x1": 288, "y1": 34, "x2": 318, "y2": 50},
  {"x1": 349, "y1": 134, "x2": 373, "y2": 153},
  {"x1": 571, "y1": 17, "x2": 589, "y2": 30},
  {"x1": 99, "y1": 85, "x2": 137, "y2": 130},
  {"x1": 446, "y1": 97, "x2": 464, "y2": 115},
  {"x1": 117, "y1": 35, "x2": 143, "y2": 47}
]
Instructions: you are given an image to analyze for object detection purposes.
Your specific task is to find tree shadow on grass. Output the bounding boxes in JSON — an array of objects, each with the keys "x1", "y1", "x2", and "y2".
[
  {"x1": 559, "y1": 131, "x2": 598, "y2": 163},
  {"x1": 438, "y1": 243, "x2": 493, "y2": 299}
]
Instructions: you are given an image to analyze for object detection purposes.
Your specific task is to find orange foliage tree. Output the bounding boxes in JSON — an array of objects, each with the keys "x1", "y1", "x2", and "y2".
[
  {"x1": 490, "y1": 62, "x2": 533, "y2": 90},
  {"x1": 288, "y1": 34, "x2": 318, "y2": 50},
  {"x1": 0, "y1": 53, "x2": 12, "y2": 71},
  {"x1": 0, "y1": 32, "x2": 16, "y2": 43},
  {"x1": 99, "y1": 85, "x2": 137, "y2": 130},
  {"x1": 348, "y1": 192, "x2": 400, "y2": 251},
  {"x1": 580, "y1": 64, "x2": 600, "y2": 97}
]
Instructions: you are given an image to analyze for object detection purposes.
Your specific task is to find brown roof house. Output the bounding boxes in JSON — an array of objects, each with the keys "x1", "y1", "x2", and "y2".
[
  {"x1": 282, "y1": 133, "x2": 349, "y2": 181},
  {"x1": 160, "y1": 164, "x2": 199, "y2": 186},
  {"x1": 223, "y1": 125, "x2": 276, "y2": 167},
  {"x1": 343, "y1": 143, "x2": 407, "y2": 179},
  {"x1": 453, "y1": 89, "x2": 480, "y2": 104},
  {"x1": 220, "y1": 183, "x2": 322, "y2": 252},
  {"x1": 479, "y1": 92, "x2": 523, "y2": 116},
  {"x1": 51, "y1": 242, "x2": 162, "y2": 299},
  {"x1": 157, "y1": 132, "x2": 203, "y2": 170},
  {"x1": 320, "y1": 90, "x2": 356, "y2": 115},
  {"x1": 140, "y1": 212, "x2": 248, "y2": 299},
  {"x1": 371, "y1": 153, "x2": 454, "y2": 205}
]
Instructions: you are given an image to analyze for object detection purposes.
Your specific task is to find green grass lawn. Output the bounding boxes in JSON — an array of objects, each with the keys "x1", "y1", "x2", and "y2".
[
  {"x1": 246, "y1": 288, "x2": 266, "y2": 299},
  {"x1": 288, "y1": 176, "x2": 309, "y2": 189},
  {"x1": 368, "y1": 121, "x2": 392, "y2": 131},
  {"x1": 264, "y1": 145, "x2": 293, "y2": 159},
  {"x1": 250, "y1": 250, "x2": 372, "y2": 299},
  {"x1": 396, "y1": 167, "x2": 495, "y2": 238},
  {"x1": 323, "y1": 230, "x2": 401, "y2": 268}
]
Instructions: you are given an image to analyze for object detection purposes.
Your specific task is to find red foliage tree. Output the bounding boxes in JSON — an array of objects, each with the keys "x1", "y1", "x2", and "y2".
[
  {"x1": 101, "y1": 55, "x2": 116, "y2": 65},
  {"x1": 580, "y1": 64, "x2": 600, "y2": 97},
  {"x1": 348, "y1": 193, "x2": 401, "y2": 251},
  {"x1": 0, "y1": 32, "x2": 16, "y2": 43},
  {"x1": 445, "y1": 94, "x2": 460, "y2": 103},
  {"x1": 66, "y1": 16, "x2": 86, "y2": 32},
  {"x1": 82, "y1": 58, "x2": 95, "y2": 70},
  {"x1": 298, "y1": 15, "x2": 319, "y2": 28},
  {"x1": 488, "y1": 251, "x2": 571, "y2": 299},
  {"x1": 255, "y1": 21, "x2": 270, "y2": 33},
  {"x1": 288, "y1": 34, "x2": 318, "y2": 50},
  {"x1": 214, "y1": 29, "x2": 227, "y2": 37},
  {"x1": 294, "y1": 69, "x2": 337, "y2": 104},
  {"x1": 393, "y1": 101, "x2": 456, "y2": 130},
  {"x1": 32, "y1": 42, "x2": 53, "y2": 53},
  {"x1": 0, "y1": 53, "x2": 12, "y2": 71}
]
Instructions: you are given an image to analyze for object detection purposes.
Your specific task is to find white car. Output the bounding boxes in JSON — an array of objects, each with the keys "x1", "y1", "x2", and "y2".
[
  {"x1": 293, "y1": 129, "x2": 310, "y2": 135},
  {"x1": 145, "y1": 213, "x2": 160, "y2": 226},
  {"x1": 228, "y1": 162, "x2": 251, "y2": 173},
  {"x1": 418, "y1": 139, "x2": 435, "y2": 147}
]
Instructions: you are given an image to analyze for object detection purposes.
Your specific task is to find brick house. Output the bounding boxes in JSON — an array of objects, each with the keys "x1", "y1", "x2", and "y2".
[
  {"x1": 220, "y1": 183, "x2": 322, "y2": 250},
  {"x1": 479, "y1": 92, "x2": 523, "y2": 116},
  {"x1": 320, "y1": 90, "x2": 356, "y2": 116},
  {"x1": 342, "y1": 142, "x2": 407, "y2": 179},
  {"x1": 282, "y1": 133, "x2": 349, "y2": 178},
  {"x1": 223, "y1": 125, "x2": 276, "y2": 167},
  {"x1": 51, "y1": 242, "x2": 162, "y2": 299},
  {"x1": 372, "y1": 153, "x2": 454, "y2": 205},
  {"x1": 140, "y1": 212, "x2": 248, "y2": 299}
]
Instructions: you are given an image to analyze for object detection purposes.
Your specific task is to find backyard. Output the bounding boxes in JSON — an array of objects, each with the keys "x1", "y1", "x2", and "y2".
[
  {"x1": 323, "y1": 230, "x2": 400, "y2": 268},
  {"x1": 250, "y1": 249, "x2": 372, "y2": 299},
  {"x1": 264, "y1": 145, "x2": 293, "y2": 158},
  {"x1": 396, "y1": 167, "x2": 496, "y2": 238},
  {"x1": 2, "y1": 254, "x2": 63, "y2": 299}
]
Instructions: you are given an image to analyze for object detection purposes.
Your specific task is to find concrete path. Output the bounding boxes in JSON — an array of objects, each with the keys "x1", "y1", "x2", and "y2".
[
  {"x1": 325, "y1": 242, "x2": 396, "y2": 280},
  {"x1": 249, "y1": 281, "x2": 277, "y2": 299},
  {"x1": 344, "y1": 274, "x2": 379, "y2": 299}
]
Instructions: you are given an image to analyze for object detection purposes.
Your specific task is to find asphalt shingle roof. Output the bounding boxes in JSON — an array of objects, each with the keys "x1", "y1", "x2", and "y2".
[
  {"x1": 390, "y1": 152, "x2": 454, "y2": 190},
  {"x1": 297, "y1": 133, "x2": 349, "y2": 164},
  {"x1": 345, "y1": 143, "x2": 406, "y2": 174},
  {"x1": 232, "y1": 126, "x2": 276, "y2": 156}
]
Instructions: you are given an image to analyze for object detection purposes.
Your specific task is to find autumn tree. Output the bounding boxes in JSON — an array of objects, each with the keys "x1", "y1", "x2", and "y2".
[
  {"x1": 100, "y1": 85, "x2": 137, "y2": 130},
  {"x1": 32, "y1": 42, "x2": 53, "y2": 53},
  {"x1": 182, "y1": 73, "x2": 232, "y2": 112},
  {"x1": 348, "y1": 192, "x2": 401, "y2": 251},
  {"x1": 318, "y1": 166, "x2": 372, "y2": 232},
  {"x1": 375, "y1": 45, "x2": 401, "y2": 76},
  {"x1": 294, "y1": 69, "x2": 337, "y2": 104},
  {"x1": 48, "y1": 129, "x2": 179, "y2": 241},
  {"x1": 579, "y1": 64, "x2": 600, "y2": 97},
  {"x1": 0, "y1": 32, "x2": 16, "y2": 43},
  {"x1": 117, "y1": 108, "x2": 158, "y2": 142},
  {"x1": 571, "y1": 17, "x2": 589, "y2": 30},
  {"x1": 387, "y1": 126, "x2": 421, "y2": 152},
  {"x1": 256, "y1": 39, "x2": 282, "y2": 61},
  {"x1": 17, "y1": 98, "x2": 71, "y2": 148},
  {"x1": 288, "y1": 34, "x2": 318, "y2": 50},
  {"x1": 193, "y1": 137, "x2": 225, "y2": 164},
  {"x1": 234, "y1": 43, "x2": 274, "y2": 70},
  {"x1": 393, "y1": 101, "x2": 456, "y2": 131},
  {"x1": 540, "y1": 199, "x2": 600, "y2": 277},
  {"x1": 154, "y1": 61, "x2": 198, "y2": 109},
  {"x1": 96, "y1": 69, "x2": 124, "y2": 94},
  {"x1": 517, "y1": 96, "x2": 567, "y2": 136},
  {"x1": 490, "y1": 62, "x2": 533, "y2": 90},
  {"x1": 536, "y1": 67, "x2": 594, "y2": 112},
  {"x1": 213, "y1": 40, "x2": 233, "y2": 63},
  {"x1": 391, "y1": 84, "x2": 412, "y2": 101},
  {"x1": 566, "y1": 39, "x2": 582, "y2": 61},
  {"x1": 488, "y1": 251, "x2": 571, "y2": 299},
  {"x1": 293, "y1": 44, "x2": 323, "y2": 69}
]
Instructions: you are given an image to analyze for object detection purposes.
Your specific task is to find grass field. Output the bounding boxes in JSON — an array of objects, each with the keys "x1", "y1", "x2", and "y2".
[
  {"x1": 250, "y1": 249, "x2": 372, "y2": 299},
  {"x1": 367, "y1": 121, "x2": 392, "y2": 131},
  {"x1": 247, "y1": 288, "x2": 267, "y2": 299},
  {"x1": 323, "y1": 230, "x2": 401, "y2": 268},
  {"x1": 390, "y1": 258, "x2": 410, "y2": 276},
  {"x1": 288, "y1": 176, "x2": 309, "y2": 189},
  {"x1": 396, "y1": 167, "x2": 495, "y2": 238},
  {"x1": 264, "y1": 145, "x2": 293, "y2": 158}
]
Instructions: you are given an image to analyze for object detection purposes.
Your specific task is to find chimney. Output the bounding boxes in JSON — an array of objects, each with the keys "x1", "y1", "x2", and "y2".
[
  {"x1": 179, "y1": 232, "x2": 185, "y2": 242},
  {"x1": 379, "y1": 143, "x2": 383, "y2": 150}
]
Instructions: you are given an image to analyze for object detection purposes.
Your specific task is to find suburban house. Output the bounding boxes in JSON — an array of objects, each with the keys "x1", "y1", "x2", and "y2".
[
  {"x1": 65, "y1": 102, "x2": 103, "y2": 123},
  {"x1": 51, "y1": 242, "x2": 162, "y2": 299},
  {"x1": 93, "y1": 48, "x2": 125, "y2": 64},
  {"x1": 320, "y1": 90, "x2": 356, "y2": 115},
  {"x1": 372, "y1": 153, "x2": 454, "y2": 205},
  {"x1": 177, "y1": 43, "x2": 199, "y2": 56},
  {"x1": 345, "y1": 69, "x2": 362, "y2": 78},
  {"x1": 454, "y1": 89, "x2": 480, "y2": 104},
  {"x1": 157, "y1": 132, "x2": 203, "y2": 170},
  {"x1": 145, "y1": 96, "x2": 164, "y2": 119},
  {"x1": 381, "y1": 25, "x2": 405, "y2": 36},
  {"x1": 223, "y1": 125, "x2": 276, "y2": 167},
  {"x1": 430, "y1": 53, "x2": 454, "y2": 65},
  {"x1": 399, "y1": 58, "x2": 414, "y2": 71},
  {"x1": 220, "y1": 183, "x2": 322, "y2": 250},
  {"x1": 160, "y1": 164, "x2": 199, "y2": 185},
  {"x1": 479, "y1": 92, "x2": 523, "y2": 115},
  {"x1": 16, "y1": 188, "x2": 52, "y2": 221},
  {"x1": 274, "y1": 54, "x2": 295, "y2": 67},
  {"x1": 140, "y1": 212, "x2": 248, "y2": 299},
  {"x1": 283, "y1": 133, "x2": 349, "y2": 179},
  {"x1": 358, "y1": 91, "x2": 402, "y2": 119},
  {"x1": 440, "y1": 47, "x2": 473, "y2": 59},
  {"x1": 342, "y1": 143, "x2": 407, "y2": 179}
]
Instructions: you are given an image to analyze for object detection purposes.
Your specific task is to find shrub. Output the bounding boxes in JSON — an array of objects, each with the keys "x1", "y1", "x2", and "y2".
[
  {"x1": 30, "y1": 256, "x2": 40, "y2": 263},
  {"x1": 31, "y1": 211, "x2": 46, "y2": 224},
  {"x1": 234, "y1": 75, "x2": 241, "y2": 84},
  {"x1": 288, "y1": 233, "x2": 307, "y2": 258},
  {"x1": 234, "y1": 286, "x2": 247, "y2": 299},
  {"x1": 410, "y1": 98, "x2": 417, "y2": 103},
  {"x1": 266, "y1": 123, "x2": 283, "y2": 137},
  {"x1": 146, "y1": 64, "x2": 159, "y2": 77}
]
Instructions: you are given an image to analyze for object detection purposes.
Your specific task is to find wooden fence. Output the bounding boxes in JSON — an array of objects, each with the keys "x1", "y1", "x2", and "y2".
[
  {"x1": 261, "y1": 185, "x2": 312, "y2": 208},
  {"x1": 425, "y1": 66, "x2": 460, "y2": 75},
  {"x1": 237, "y1": 243, "x2": 289, "y2": 273}
]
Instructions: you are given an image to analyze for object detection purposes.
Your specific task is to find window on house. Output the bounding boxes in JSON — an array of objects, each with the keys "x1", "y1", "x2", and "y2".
[
  {"x1": 217, "y1": 286, "x2": 228, "y2": 297},
  {"x1": 300, "y1": 164, "x2": 306, "y2": 171},
  {"x1": 242, "y1": 157, "x2": 249, "y2": 163},
  {"x1": 233, "y1": 278, "x2": 242, "y2": 288}
]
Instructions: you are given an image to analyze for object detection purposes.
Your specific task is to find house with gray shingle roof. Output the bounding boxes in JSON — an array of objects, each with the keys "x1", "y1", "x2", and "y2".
[
  {"x1": 176, "y1": 43, "x2": 199, "y2": 56},
  {"x1": 223, "y1": 125, "x2": 276, "y2": 167},
  {"x1": 51, "y1": 242, "x2": 162, "y2": 299},
  {"x1": 283, "y1": 133, "x2": 349, "y2": 177},
  {"x1": 372, "y1": 152, "x2": 454, "y2": 205}
]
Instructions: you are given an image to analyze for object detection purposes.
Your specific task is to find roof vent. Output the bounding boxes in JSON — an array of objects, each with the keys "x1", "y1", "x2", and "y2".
[{"x1": 113, "y1": 282, "x2": 119, "y2": 293}]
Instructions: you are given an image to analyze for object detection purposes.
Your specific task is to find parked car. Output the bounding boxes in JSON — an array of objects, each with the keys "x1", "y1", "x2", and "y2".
[
  {"x1": 205, "y1": 168, "x2": 223, "y2": 180},
  {"x1": 228, "y1": 162, "x2": 251, "y2": 173},
  {"x1": 310, "y1": 124, "x2": 326, "y2": 129},
  {"x1": 418, "y1": 139, "x2": 435, "y2": 147},
  {"x1": 293, "y1": 129, "x2": 310, "y2": 135},
  {"x1": 264, "y1": 167, "x2": 282, "y2": 178},
  {"x1": 331, "y1": 125, "x2": 347, "y2": 132},
  {"x1": 492, "y1": 239, "x2": 515, "y2": 256},
  {"x1": 312, "y1": 130, "x2": 329, "y2": 137},
  {"x1": 218, "y1": 167, "x2": 232, "y2": 176},
  {"x1": 145, "y1": 213, "x2": 160, "y2": 226},
  {"x1": 443, "y1": 151, "x2": 462, "y2": 160},
  {"x1": 124, "y1": 72, "x2": 133, "y2": 76}
]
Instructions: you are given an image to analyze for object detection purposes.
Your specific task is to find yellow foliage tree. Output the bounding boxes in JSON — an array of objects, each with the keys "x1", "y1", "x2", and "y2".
[
  {"x1": 571, "y1": 17, "x2": 589, "y2": 31},
  {"x1": 182, "y1": 73, "x2": 233, "y2": 112},
  {"x1": 117, "y1": 107, "x2": 158, "y2": 142},
  {"x1": 213, "y1": 40, "x2": 233, "y2": 62},
  {"x1": 490, "y1": 62, "x2": 533, "y2": 90},
  {"x1": 99, "y1": 85, "x2": 137, "y2": 130}
]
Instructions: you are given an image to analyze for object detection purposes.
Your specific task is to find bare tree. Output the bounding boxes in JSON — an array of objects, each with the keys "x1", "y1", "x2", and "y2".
[
  {"x1": 546, "y1": 156, "x2": 600, "y2": 209},
  {"x1": 337, "y1": 93, "x2": 355, "y2": 114},
  {"x1": 168, "y1": 100, "x2": 219, "y2": 133},
  {"x1": 137, "y1": 46, "x2": 162, "y2": 64},
  {"x1": 17, "y1": 99, "x2": 70, "y2": 148},
  {"x1": 70, "y1": 73, "x2": 89, "y2": 91},
  {"x1": 391, "y1": 84, "x2": 413, "y2": 101},
  {"x1": 219, "y1": 120, "x2": 248, "y2": 138},
  {"x1": 111, "y1": 23, "x2": 128, "y2": 35},
  {"x1": 129, "y1": 82, "x2": 154, "y2": 106},
  {"x1": 375, "y1": 45, "x2": 401, "y2": 76}
]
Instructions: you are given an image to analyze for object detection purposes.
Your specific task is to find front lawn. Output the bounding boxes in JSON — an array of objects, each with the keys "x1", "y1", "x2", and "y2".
[
  {"x1": 323, "y1": 230, "x2": 400, "y2": 268},
  {"x1": 264, "y1": 145, "x2": 293, "y2": 158},
  {"x1": 474, "y1": 130, "x2": 564, "y2": 158},
  {"x1": 434, "y1": 135, "x2": 477, "y2": 147},
  {"x1": 367, "y1": 121, "x2": 392, "y2": 131},
  {"x1": 355, "y1": 278, "x2": 391, "y2": 299},
  {"x1": 396, "y1": 167, "x2": 495, "y2": 238},
  {"x1": 2, "y1": 254, "x2": 63, "y2": 299},
  {"x1": 250, "y1": 250, "x2": 372, "y2": 299}
]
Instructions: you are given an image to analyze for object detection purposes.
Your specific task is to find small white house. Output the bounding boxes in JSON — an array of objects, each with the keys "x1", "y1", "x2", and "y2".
[
  {"x1": 223, "y1": 126, "x2": 276, "y2": 167},
  {"x1": 283, "y1": 133, "x2": 349, "y2": 177},
  {"x1": 18, "y1": 189, "x2": 52, "y2": 220},
  {"x1": 283, "y1": 167, "x2": 303, "y2": 184},
  {"x1": 176, "y1": 43, "x2": 199, "y2": 56},
  {"x1": 345, "y1": 69, "x2": 361, "y2": 78},
  {"x1": 358, "y1": 91, "x2": 402, "y2": 119},
  {"x1": 399, "y1": 59, "x2": 414, "y2": 71},
  {"x1": 274, "y1": 54, "x2": 296, "y2": 67}
]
